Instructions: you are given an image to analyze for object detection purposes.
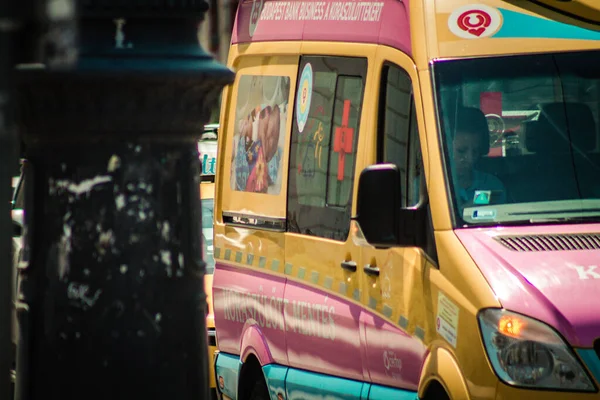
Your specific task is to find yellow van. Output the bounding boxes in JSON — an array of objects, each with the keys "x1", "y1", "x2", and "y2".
[
  {"x1": 213, "y1": 0, "x2": 600, "y2": 399},
  {"x1": 199, "y1": 123, "x2": 219, "y2": 398}
]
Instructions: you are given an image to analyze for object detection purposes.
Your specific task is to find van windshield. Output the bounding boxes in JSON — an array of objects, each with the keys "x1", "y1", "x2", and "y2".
[{"x1": 433, "y1": 51, "x2": 600, "y2": 227}]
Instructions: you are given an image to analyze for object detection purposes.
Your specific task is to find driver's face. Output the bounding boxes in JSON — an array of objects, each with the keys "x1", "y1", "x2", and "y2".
[{"x1": 452, "y1": 131, "x2": 481, "y2": 175}]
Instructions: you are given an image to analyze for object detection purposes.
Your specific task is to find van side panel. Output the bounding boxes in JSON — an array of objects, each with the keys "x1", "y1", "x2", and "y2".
[
  {"x1": 282, "y1": 50, "x2": 371, "y2": 385},
  {"x1": 361, "y1": 312, "x2": 426, "y2": 391},
  {"x1": 240, "y1": 321, "x2": 275, "y2": 365},
  {"x1": 212, "y1": 260, "x2": 288, "y2": 365},
  {"x1": 284, "y1": 278, "x2": 364, "y2": 381}
]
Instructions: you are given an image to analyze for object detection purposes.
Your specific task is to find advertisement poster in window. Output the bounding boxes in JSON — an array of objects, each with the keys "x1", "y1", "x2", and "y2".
[{"x1": 230, "y1": 75, "x2": 290, "y2": 194}]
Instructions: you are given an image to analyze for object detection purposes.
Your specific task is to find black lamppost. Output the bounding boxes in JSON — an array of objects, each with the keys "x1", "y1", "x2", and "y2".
[
  {"x1": 0, "y1": 0, "x2": 22, "y2": 398},
  {"x1": 9, "y1": 1, "x2": 234, "y2": 399}
]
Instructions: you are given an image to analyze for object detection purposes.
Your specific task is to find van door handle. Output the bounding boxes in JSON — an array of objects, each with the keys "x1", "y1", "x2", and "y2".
[
  {"x1": 363, "y1": 264, "x2": 380, "y2": 277},
  {"x1": 340, "y1": 260, "x2": 357, "y2": 272}
]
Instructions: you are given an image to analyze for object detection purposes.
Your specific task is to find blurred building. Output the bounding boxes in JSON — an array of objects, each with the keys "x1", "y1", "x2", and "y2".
[
  {"x1": 198, "y1": 0, "x2": 238, "y2": 64},
  {"x1": 198, "y1": 0, "x2": 238, "y2": 121}
]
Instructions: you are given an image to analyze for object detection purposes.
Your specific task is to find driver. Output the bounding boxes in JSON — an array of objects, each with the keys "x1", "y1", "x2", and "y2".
[{"x1": 450, "y1": 106, "x2": 506, "y2": 209}]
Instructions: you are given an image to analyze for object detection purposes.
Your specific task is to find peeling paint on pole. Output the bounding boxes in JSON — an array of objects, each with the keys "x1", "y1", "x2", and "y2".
[{"x1": 22, "y1": 143, "x2": 206, "y2": 397}]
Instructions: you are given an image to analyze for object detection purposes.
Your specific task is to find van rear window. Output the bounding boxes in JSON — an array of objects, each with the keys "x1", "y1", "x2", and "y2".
[{"x1": 230, "y1": 75, "x2": 291, "y2": 195}]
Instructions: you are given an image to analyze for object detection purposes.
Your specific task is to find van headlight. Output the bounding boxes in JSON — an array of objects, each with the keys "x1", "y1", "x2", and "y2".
[{"x1": 478, "y1": 309, "x2": 596, "y2": 391}]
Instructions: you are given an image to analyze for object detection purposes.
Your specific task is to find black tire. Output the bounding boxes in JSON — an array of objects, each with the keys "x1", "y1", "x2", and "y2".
[
  {"x1": 424, "y1": 383, "x2": 451, "y2": 400},
  {"x1": 247, "y1": 374, "x2": 270, "y2": 400}
]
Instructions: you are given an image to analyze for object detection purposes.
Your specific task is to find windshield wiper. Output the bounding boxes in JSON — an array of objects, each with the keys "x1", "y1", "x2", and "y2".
[
  {"x1": 463, "y1": 215, "x2": 600, "y2": 227},
  {"x1": 463, "y1": 219, "x2": 536, "y2": 227},
  {"x1": 529, "y1": 215, "x2": 600, "y2": 223}
]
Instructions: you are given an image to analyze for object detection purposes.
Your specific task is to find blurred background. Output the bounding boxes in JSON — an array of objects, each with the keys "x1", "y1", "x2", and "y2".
[{"x1": 198, "y1": 0, "x2": 239, "y2": 122}]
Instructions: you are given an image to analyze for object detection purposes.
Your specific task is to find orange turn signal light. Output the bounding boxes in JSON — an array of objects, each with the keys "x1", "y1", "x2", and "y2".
[{"x1": 498, "y1": 315, "x2": 525, "y2": 338}]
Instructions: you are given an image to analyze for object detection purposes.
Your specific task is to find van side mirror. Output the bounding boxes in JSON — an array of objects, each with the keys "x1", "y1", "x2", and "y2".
[
  {"x1": 353, "y1": 163, "x2": 428, "y2": 249},
  {"x1": 353, "y1": 164, "x2": 401, "y2": 247}
]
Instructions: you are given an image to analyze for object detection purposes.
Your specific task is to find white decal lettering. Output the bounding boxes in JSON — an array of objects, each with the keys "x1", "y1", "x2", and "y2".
[
  {"x1": 328, "y1": 305, "x2": 336, "y2": 340},
  {"x1": 569, "y1": 265, "x2": 600, "y2": 280},
  {"x1": 221, "y1": 288, "x2": 337, "y2": 340},
  {"x1": 383, "y1": 350, "x2": 402, "y2": 371},
  {"x1": 259, "y1": 1, "x2": 384, "y2": 22}
]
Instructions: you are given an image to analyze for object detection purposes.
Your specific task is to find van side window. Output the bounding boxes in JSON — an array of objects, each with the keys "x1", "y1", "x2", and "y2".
[
  {"x1": 378, "y1": 64, "x2": 423, "y2": 208},
  {"x1": 287, "y1": 56, "x2": 367, "y2": 241}
]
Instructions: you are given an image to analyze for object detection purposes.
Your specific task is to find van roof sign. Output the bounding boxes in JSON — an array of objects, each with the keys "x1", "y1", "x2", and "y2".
[{"x1": 232, "y1": 0, "x2": 411, "y2": 55}]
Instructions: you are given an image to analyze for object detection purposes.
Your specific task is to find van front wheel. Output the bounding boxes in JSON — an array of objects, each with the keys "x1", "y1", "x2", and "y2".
[
  {"x1": 248, "y1": 375, "x2": 269, "y2": 400},
  {"x1": 239, "y1": 356, "x2": 270, "y2": 400},
  {"x1": 423, "y1": 381, "x2": 451, "y2": 400}
]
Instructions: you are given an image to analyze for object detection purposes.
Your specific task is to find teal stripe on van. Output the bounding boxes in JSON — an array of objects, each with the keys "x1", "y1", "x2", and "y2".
[
  {"x1": 577, "y1": 349, "x2": 600, "y2": 385},
  {"x1": 285, "y1": 368, "x2": 365, "y2": 400},
  {"x1": 229, "y1": 356, "x2": 419, "y2": 400},
  {"x1": 367, "y1": 383, "x2": 418, "y2": 400},
  {"x1": 214, "y1": 352, "x2": 241, "y2": 400},
  {"x1": 274, "y1": 365, "x2": 419, "y2": 400},
  {"x1": 495, "y1": 8, "x2": 600, "y2": 41},
  {"x1": 262, "y1": 364, "x2": 288, "y2": 400}
]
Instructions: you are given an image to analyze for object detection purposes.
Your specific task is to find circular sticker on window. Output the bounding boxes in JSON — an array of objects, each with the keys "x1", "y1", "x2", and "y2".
[
  {"x1": 296, "y1": 63, "x2": 313, "y2": 133},
  {"x1": 448, "y1": 4, "x2": 502, "y2": 39}
]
